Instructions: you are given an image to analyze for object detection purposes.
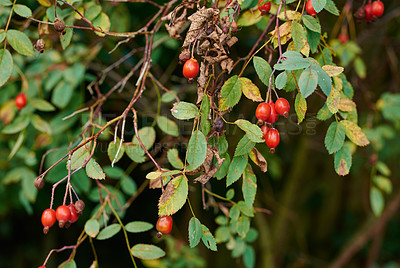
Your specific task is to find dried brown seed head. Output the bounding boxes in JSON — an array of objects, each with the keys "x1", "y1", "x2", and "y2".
[
  {"x1": 34, "y1": 176, "x2": 45, "y2": 190},
  {"x1": 54, "y1": 18, "x2": 66, "y2": 33}
]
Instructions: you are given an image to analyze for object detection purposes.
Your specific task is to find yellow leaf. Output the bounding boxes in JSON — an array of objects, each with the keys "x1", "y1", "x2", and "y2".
[
  {"x1": 326, "y1": 87, "x2": 340, "y2": 114},
  {"x1": 322, "y1": 65, "x2": 344, "y2": 77},
  {"x1": 278, "y1": 10, "x2": 302, "y2": 21},
  {"x1": 240, "y1": 77, "x2": 263, "y2": 102},
  {"x1": 270, "y1": 21, "x2": 292, "y2": 39},
  {"x1": 340, "y1": 120, "x2": 370, "y2": 147},
  {"x1": 36, "y1": 0, "x2": 51, "y2": 7},
  {"x1": 333, "y1": 76, "x2": 343, "y2": 91},
  {"x1": 238, "y1": 10, "x2": 262, "y2": 27},
  {"x1": 339, "y1": 98, "x2": 356, "y2": 112}
]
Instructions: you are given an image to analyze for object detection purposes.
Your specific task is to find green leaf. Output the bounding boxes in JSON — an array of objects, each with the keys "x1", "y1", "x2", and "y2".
[
  {"x1": 125, "y1": 221, "x2": 153, "y2": 233},
  {"x1": 236, "y1": 216, "x2": 251, "y2": 239},
  {"x1": 324, "y1": 121, "x2": 345, "y2": 154},
  {"x1": 340, "y1": 120, "x2": 370, "y2": 147},
  {"x1": 376, "y1": 161, "x2": 391, "y2": 177},
  {"x1": 97, "y1": 224, "x2": 121, "y2": 240},
  {"x1": 237, "y1": 201, "x2": 254, "y2": 217},
  {"x1": 0, "y1": 0, "x2": 12, "y2": 6},
  {"x1": 158, "y1": 175, "x2": 188, "y2": 216},
  {"x1": 171, "y1": 101, "x2": 200, "y2": 120},
  {"x1": 334, "y1": 145, "x2": 352, "y2": 176},
  {"x1": 59, "y1": 260, "x2": 76, "y2": 268},
  {"x1": 220, "y1": 75, "x2": 242, "y2": 111},
  {"x1": 240, "y1": 77, "x2": 263, "y2": 102},
  {"x1": 14, "y1": 4, "x2": 32, "y2": 18},
  {"x1": 157, "y1": 116, "x2": 179, "y2": 137},
  {"x1": 121, "y1": 176, "x2": 137, "y2": 195},
  {"x1": 201, "y1": 224, "x2": 217, "y2": 251},
  {"x1": 306, "y1": 28, "x2": 320, "y2": 53},
  {"x1": 295, "y1": 93, "x2": 307, "y2": 124},
  {"x1": 298, "y1": 69, "x2": 318, "y2": 98},
  {"x1": 253, "y1": 56, "x2": 272, "y2": 87},
  {"x1": 85, "y1": 4, "x2": 102, "y2": 21},
  {"x1": 354, "y1": 57, "x2": 366, "y2": 79},
  {"x1": 292, "y1": 21, "x2": 307, "y2": 52},
  {"x1": 302, "y1": 15, "x2": 321, "y2": 33},
  {"x1": 189, "y1": 217, "x2": 202, "y2": 248},
  {"x1": 370, "y1": 187, "x2": 384, "y2": 217},
  {"x1": 324, "y1": 0, "x2": 340, "y2": 16},
  {"x1": 85, "y1": 219, "x2": 100, "y2": 238},
  {"x1": 242, "y1": 165, "x2": 257, "y2": 207},
  {"x1": 108, "y1": 139, "x2": 125, "y2": 164},
  {"x1": 243, "y1": 246, "x2": 256, "y2": 268},
  {"x1": 234, "y1": 119, "x2": 264, "y2": 143},
  {"x1": 30, "y1": 114, "x2": 52, "y2": 134},
  {"x1": 186, "y1": 130, "x2": 207, "y2": 170},
  {"x1": 161, "y1": 90, "x2": 178, "y2": 103},
  {"x1": 8, "y1": 130, "x2": 25, "y2": 160},
  {"x1": 274, "y1": 57, "x2": 311, "y2": 71},
  {"x1": 86, "y1": 158, "x2": 106, "y2": 180},
  {"x1": 2, "y1": 115, "x2": 29, "y2": 134},
  {"x1": 6, "y1": 30, "x2": 34, "y2": 56},
  {"x1": 214, "y1": 152, "x2": 230, "y2": 180},
  {"x1": 70, "y1": 141, "x2": 91, "y2": 170},
  {"x1": 235, "y1": 135, "x2": 255, "y2": 157},
  {"x1": 0, "y1": 49, "x2": 13, "y2": 87},
  {"x1": 131, "y1": 244, "x2": 165, "y2": 260},
  {"x1": 275, "y1": 72, "x2": 287, "y2": 89},
  {"x1": 167, "y1": 148, "x2": 184, "y2": 169},
  {"x1": 215, "y1": 226, "x2": 231, "y2": 243},
  {"x1": 104, "y1": 166, "x2": 124, "y2": 178},
  {"x1": 326, "y1": 88, "x2": 340, "y2": 114},
  {"x1": 226, "y1": 188, "x2": 235, "y2": 200},
  {"x1": 317, "y1": 103, "x2": 333, "y2": 121},
  {"x1": 60, "y1": 28, "x2": 73, "y2": 50},
  {"x1": 51, "y1": 82, "x2": 73, "y2": 109},
  {"x1": 93, "y1": 12, "x2": 111, "y2": 37},
  {"x1": 310, "y1": 62, "x2": 332, "y2": 96},
  {"x1": 227, "y1": 156, "x2": 248, "y2": 186},
  {"x1": 374, "y1": 175, "x2": 392, "y2": 194},
  {"x1": 125, "y1": 145, "x2": 146, "y2": 163},
  {"x1": 200, "y1": 94, "x2": 211, "y2": 135},
  {"x1": 30, "y1": 98, "x2": 55, "y2": 111},
  {"x1": 311, "y1": 0, "x2": 326, "y2": 13}
]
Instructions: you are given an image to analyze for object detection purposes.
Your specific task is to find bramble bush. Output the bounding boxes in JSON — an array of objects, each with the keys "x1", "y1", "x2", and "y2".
[{"x1": 0, "y1": 0, "x2": 399, "y2": 267}]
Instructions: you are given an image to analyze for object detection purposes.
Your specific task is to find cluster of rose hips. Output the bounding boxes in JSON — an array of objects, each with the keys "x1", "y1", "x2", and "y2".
[
  {"x1": 15, "y1": 92, "x2": 27, "y2": 109},
  {"x1": 358, "y1": 0, "x2": 384, "y2": 22},
  {"x1": 41, "y1": 200, "x2": 85, "y2": 234},
  {"x1": 256, "y1": 98, "x2": 290, "y2": 153},
  {"x1": 156, "y1": 215, "x2": 173, "y2": 238}
]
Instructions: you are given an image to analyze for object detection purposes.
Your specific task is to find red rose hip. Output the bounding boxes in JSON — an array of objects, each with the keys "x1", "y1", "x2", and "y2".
[
  {"x1": 306, "y1": 0, "x2": 317, "y2": 16},
  {"x1": 156, "y1": 215, "x2": 173, "y2": 238},
  {"x1": 183, "y1": 58, "x2": 199, "y2": 79},
  {"x1": 258, "y1": 0, "x2": 271, "y2": 13},
  {"x1": 256, "y1": 102, "x2": 271, "y2": 122},
  {"x1": 371, "y1": 0, "x2": 384, "y2": 18},
  {"x1": 68, "y1": 204, "x2": 79, "y2": 223},
  {"x1": 364, "y1": 3, "x2": 373, "y2": 21},
  {"x1": 265, "y1": 128, "x2": 280, "y2": 153},
  {"x1": 56, "y1": 205, "x2": 71, "y2": 228},
  {"x1": 261, "y1": 125, "x2": 270, "y2": 138},
  {"x1": 15, "y1": 93, "x2": 27, "y2": 109},
  {"x1": 266, "y1": 101, "x2": 279, "y2": 124},
  {"x1": 275, "y1": 98, "x2": 290, "y2": 118},
  {"x1": 41, "y1": 208, "x2": 56, "y2": 234}
]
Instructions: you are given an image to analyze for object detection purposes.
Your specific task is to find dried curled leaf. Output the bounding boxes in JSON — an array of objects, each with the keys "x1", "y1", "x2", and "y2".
[{"x1": 183, "y1": 7, "x2": 220, "y2": 48}]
